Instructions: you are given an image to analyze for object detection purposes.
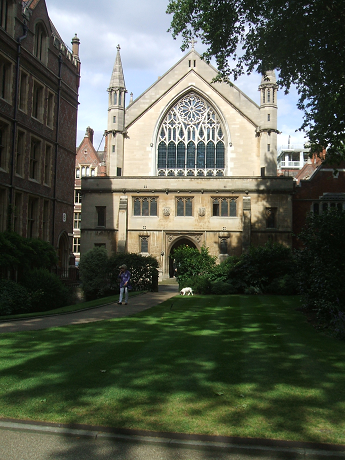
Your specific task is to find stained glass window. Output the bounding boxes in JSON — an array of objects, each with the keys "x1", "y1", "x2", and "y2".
[{"x1": 157, "y1": 92, "x2": 226, "y2": 175}]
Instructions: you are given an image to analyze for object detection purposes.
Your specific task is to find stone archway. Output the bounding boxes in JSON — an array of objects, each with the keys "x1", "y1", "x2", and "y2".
[{"x1": 168, "y1": 237, "x2": 197, "y2": 278}]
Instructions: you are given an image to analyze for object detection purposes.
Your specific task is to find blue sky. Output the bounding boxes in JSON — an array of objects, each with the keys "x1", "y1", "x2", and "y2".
[{"x1": 46, "y1": 0, "x2": 308, "y2": 151}]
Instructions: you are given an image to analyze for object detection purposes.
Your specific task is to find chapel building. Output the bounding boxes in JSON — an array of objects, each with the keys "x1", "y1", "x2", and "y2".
[{"x1": 81, "y1": 45, "x2": 294, "y2": 278}]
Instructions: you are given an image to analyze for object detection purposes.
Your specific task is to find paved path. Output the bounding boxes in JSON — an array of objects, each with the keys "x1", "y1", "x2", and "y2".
[
  {"x1": 0, "y1": 284, "x2": 179, "y2": 333},
  {"x1": 1, "y1": 419, "x2": 344, "y2": 460}
]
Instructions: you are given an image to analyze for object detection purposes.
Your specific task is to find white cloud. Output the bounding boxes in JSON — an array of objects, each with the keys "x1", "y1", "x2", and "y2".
[{"x1": 46, "y1": 0, "x2": 306, "y2": 149}]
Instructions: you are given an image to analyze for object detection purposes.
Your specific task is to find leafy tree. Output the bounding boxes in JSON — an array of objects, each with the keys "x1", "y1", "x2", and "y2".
[
  {"x1": 79, "y1": 247, "x2": 109, "y2": 300},
  {"x1": 172, "y1": 245, "x2": 216, "y2": 286},
  {"x1": 295, "y1": 209, "x2": 345, "y2": 335},
  {"x1": 0, "y1": 232, "x2": 57, "y2": 280},
  {"x1": 167, "y1": 0, "x2": 345, "y2": 162},
  {"x1": 26, "y1": 238, "x2": 58, "y2": 270}
]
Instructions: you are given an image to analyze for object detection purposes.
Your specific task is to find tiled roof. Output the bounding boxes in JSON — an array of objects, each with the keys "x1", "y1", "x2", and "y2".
[
  {"x1": 23, "y1": 0, "x2": 40, "y2": 10},
  {"x1": 295, "y1": 159, "x2": 321, "y2": 184}
]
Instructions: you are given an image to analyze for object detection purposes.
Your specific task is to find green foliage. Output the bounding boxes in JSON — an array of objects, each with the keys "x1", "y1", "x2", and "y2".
[
  {"x1": 228, "y1": 242, "x2": 296, "y2": 294},
  {"x1": 266, "y1": 274, "x2": 298, "y2": 296},
  {"x1": 0, "y1": 280, "x2": 31, "y2": 316},
  {"x1": 173, "y1": 243, "x2": 295, "y2": 296},
  {"x1": 172, "y1": 245, "x2": 216, "y2": 286},
  {"x1": 21, "y1": 269, "x2": 69, "y2": 313},
  {"x1": 108, "y1": 253, "x2": 159, "y2": 292},
  {"x1": 25, "y1": 238, "x2": 58, "y2": 270},
  {"x1": 79, "y1": 247, "x2": 109, "y2": 300},
  {"x1": 167, "y1": 0, "x2": 345, "y2": 161},
  {"x1": 210, "y1": 280, "x2": 238, "y2": 295},
  {"x1": 0, "y1": 232, "x2": 57, "y2": 281},
  {"x1": 79, "y1": 248, "x2": 159, "y2": 299},
  {"x1": 181, "y1": 275, "x2": 212, "y2": 295},
  {"x1": 296, "y1": 209, "x2": 345, "y2": 331}
]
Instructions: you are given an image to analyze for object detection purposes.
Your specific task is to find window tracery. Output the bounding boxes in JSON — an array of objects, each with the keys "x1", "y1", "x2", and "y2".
[{"x1": 157, "y1": 93, "x2": 226, "y2": 176}]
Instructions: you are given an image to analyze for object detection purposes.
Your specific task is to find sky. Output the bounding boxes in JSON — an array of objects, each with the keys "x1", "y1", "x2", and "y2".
[{"x1": 46, "y1": 0, "x2": 308, "y2": 152}]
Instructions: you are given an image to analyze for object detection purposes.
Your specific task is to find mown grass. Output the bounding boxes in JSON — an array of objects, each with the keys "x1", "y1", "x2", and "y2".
[
  {"x1": 0, "y1": 294, "x2": 345, "y2": 445},
  {"x1": 0, "y1": 291, "x2": 143, "y2": 320}
]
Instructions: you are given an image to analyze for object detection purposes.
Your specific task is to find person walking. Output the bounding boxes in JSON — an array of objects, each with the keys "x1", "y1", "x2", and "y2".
[{"x1": 118, "y1": 264, "x2": 131, "y2": 305}]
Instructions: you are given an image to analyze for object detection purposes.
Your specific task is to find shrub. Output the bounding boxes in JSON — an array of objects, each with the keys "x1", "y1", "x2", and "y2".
[
  {"x1": 296, "y1": 209, "x2": 345, "y2": 334},
  {"x1": 21, "y1": 269, "x2": 69, "y2": 312},
  {"x1": 108, "y1": 253, "x2": 159, "y2": 292},
  {"x1": 172, "y1": 245, "x2": 216, "y2": 286},
  {"x1": 0, "y1": 232, "x2": 57, "y2": 282},
  {"x1": 265, "y1": 274, "x2": 298, "y2": 295},
  {"x1": 227, "y1": 242, "x2": 295, "y2": 293},
  {"x1": 79, "y1": 247, "x2": 109, "y2": 300},
  {"x1": 210, "y1": 280, "x2": 238, "y2": 295},
  {"x1": 26, "y1": 238, "x2": 58, "y2": 270},
  {"x1": 244, "y1": 285, "x2": 262, "y2": 295},
  {"x1": 0, "y1": 280, "x2": 31, "y2": 316},
  {"x1": 180, "y1": 275, "x2": 212, "y2": 295}
]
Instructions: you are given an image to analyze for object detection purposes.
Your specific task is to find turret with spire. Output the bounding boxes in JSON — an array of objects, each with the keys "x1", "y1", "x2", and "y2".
[
  {"x1": 258, "y1": 70, "x2": 278, "y2": 175},
  {"x1": 107, "y1": 45, "x2": 126, "y2": 176}
]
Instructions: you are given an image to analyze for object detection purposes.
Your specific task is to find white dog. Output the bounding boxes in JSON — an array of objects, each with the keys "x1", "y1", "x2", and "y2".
[{"x1": 180, "y1": 287, "x2": 193, "y2": 296}]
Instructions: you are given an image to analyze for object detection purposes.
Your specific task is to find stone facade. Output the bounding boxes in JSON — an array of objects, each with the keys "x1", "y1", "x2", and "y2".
[
  {"x1": 73, "y1": 127, "x2": 105, "y2": 264},
  {"x1": 81, "y1": 46, "x2": 294, "y2": 278},
  {"x1": 0, "y1": 0, "x2": 80, "y2": 274}
]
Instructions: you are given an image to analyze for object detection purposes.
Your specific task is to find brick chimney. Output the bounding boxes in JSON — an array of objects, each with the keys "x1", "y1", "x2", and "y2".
[
  {"x1": 72, "y1": 34, "x2": 80, "y2": 57},
  {"x1": 85, "y1": 126, "x2": 94, "y2": 145}
]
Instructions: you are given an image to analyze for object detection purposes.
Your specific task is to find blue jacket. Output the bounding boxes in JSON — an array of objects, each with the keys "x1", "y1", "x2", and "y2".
[{"x1": 119, "y1": 270, "x2": 131, "y2": 288}]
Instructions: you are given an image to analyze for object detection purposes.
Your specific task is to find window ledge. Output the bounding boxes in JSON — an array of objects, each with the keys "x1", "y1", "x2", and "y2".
[
  {"x1": 31, "y1": 116, "x2": 43, "y2": 124},
  {"x1": 0, "y1": 96, "x2": 11, "y2": 104}
]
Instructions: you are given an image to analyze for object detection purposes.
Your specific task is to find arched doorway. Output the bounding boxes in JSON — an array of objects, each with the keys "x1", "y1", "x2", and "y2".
[
  {"x1": 57, "y1": 231, "x2": 69, "y2": 278},
  {"x1": 168, "y1": 237, "x2": 197, "y2": 278}
]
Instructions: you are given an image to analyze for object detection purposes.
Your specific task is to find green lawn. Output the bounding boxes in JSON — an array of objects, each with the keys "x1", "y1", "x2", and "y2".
[
  {"x1": 1, "y1": 294, "x2": 345, "y2": 445},
  {"x1": 0, "y1": 291, "x2": 143, "y2": 320}
]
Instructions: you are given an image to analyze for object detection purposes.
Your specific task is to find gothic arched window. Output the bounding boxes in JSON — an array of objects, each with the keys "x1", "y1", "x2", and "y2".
[{"x1": 157, "y1": 93, "x2": 226, "y2": 176}]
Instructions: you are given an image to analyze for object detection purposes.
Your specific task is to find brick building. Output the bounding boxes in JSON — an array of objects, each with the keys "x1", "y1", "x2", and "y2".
[
  {"x1": 293, "y1": 158, "x2": 345, "y2": 248},
  {"x1": 74, "y1": 127, "x2": 105, "y2": 265},
  {"x1": 0, "y1": 0, "x2": 80, "y2": 275}
]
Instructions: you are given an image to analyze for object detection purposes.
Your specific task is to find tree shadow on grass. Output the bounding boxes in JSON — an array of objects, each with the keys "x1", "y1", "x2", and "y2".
[{"x1": 0, "y1": 294, "x2": 345, "y2": 453}]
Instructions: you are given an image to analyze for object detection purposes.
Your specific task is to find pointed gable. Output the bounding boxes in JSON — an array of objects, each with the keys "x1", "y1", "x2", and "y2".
[{"x1": 125, "y1": 49, "x2": 260, "y2": 129}]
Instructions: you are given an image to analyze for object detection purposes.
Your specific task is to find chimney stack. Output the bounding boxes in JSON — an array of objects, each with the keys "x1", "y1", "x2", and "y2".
[
  {"x1": 85, "y1": 126, "x2": 94, "y2": 145},
  {"x1": 72, "y1": 34, "x2": 80, "y2": 57}
]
